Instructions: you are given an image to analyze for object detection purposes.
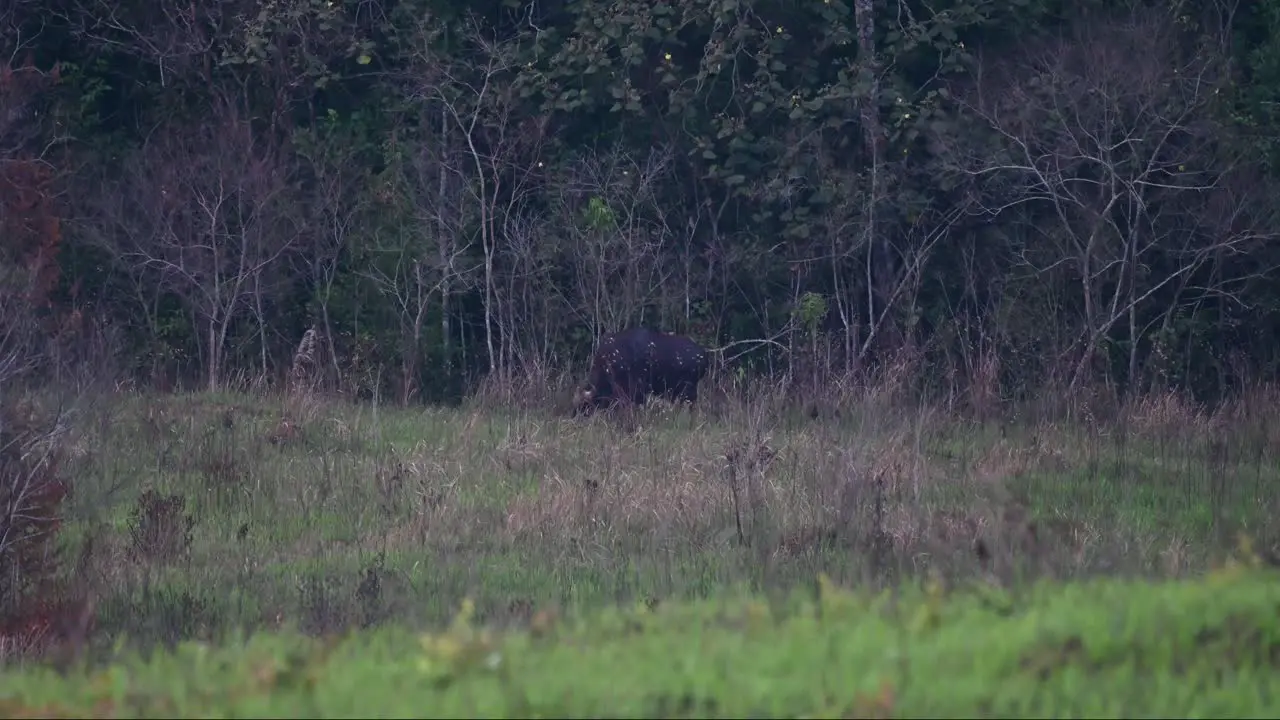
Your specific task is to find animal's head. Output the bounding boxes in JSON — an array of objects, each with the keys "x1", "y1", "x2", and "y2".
[{"x1": 572, "y1": 386, "x2": 598, "y2": 416}]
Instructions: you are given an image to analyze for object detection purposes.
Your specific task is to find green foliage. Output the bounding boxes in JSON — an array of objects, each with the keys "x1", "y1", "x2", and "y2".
[
  {"x1": 794, "y1": 292, "x2": 828, "y2": 339},
  {"x1": 12, "y1": 0, "x2": 1280, "y2": 400},
  {"x1": 219, "y1": 0, "x2": 376, "y2": 91},
  {"x1": 580, "y1": 196, "x2": 616, "y2": 233},
  {"x1": 6, "y1": 570, "x2": 1280, "y2": 716},
  {"x1": 47, "y1": 58, "x2": 115, "y2": 138},
  {"x1": 1232, "y1": 0, "x2": 1280, "y2": 170}
]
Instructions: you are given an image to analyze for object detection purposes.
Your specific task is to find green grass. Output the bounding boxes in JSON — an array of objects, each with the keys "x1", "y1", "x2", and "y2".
[
  {"x1": 5, "y1": 568, "x2": 1280, "y2": 717},
  {"x1": 27, "y1": 384, "x2": 1280, "y2": 659}
]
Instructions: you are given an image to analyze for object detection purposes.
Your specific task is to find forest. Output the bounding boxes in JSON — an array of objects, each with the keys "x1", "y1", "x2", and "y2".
[
  {"x1": 2, "y1": 0, "x2": 1277, "y2": 404},
  {"x1": 6, "y1": 0, "x2": 1280, "y2": 712}
]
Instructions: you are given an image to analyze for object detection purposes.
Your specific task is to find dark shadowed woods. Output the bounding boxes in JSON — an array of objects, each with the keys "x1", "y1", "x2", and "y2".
[
  {"x1": 5, "y1": 0, "x2": 1280, "y2": 404},
  {"x1": 4, "y1": 0, "x2": 1280, "y2": 666}
]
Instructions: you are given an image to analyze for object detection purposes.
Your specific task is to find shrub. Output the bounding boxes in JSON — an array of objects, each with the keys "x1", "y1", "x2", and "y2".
[{"x1": 0, "y1": 396, "x2": 74, "y2": 661}]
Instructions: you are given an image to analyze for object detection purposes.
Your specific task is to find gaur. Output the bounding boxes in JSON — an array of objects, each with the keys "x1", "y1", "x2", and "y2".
[{"x1": 573, "y1": 327, "x2": 710, "y2": 415}]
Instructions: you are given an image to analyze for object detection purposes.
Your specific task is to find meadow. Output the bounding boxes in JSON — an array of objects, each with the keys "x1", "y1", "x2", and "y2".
[{"x1": 4, "y1": 374, "x2": 1280, "y2": 715}]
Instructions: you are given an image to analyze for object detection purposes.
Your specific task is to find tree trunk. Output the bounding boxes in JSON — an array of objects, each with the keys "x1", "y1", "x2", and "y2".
[{"x1": 854, "y1": 0, "x2": 891, "y2": 355}]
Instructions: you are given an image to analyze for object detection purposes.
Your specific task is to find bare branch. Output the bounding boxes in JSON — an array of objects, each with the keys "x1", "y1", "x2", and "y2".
[
  {"x1": 96, "y1": 91, "x2": 299, "y2": 390},
  {"x1": 936, "y1": 5, "x2": 1275, "y2": 387}
]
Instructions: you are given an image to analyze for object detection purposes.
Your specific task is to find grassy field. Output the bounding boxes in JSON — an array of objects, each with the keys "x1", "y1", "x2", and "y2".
[
  {"x1": 4, "y1": 378, "x2": 1280, "y2": 714},
  {"x1": 4, "y1": 568, "x2": 1280, "y2": 717},
  {"x1": 39, "y1": 380, "x2": 1280, "y2": 646}
]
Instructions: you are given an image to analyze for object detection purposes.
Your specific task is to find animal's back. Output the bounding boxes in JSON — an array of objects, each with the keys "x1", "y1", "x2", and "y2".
[{"x1": 576, "y1": 327, "x2": 710, "y2": 411}]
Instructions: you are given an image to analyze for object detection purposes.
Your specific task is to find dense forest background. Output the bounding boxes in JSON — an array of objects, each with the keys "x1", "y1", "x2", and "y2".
[{"x1": 2, "y1": 0, "x2": 1279, "y2": 407}]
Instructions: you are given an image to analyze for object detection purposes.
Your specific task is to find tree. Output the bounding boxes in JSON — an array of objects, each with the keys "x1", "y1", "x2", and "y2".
[
  {"x1": 396, "y1": 12, "x2": 548, "y2": 379},
  {"x1": 552, "y1": 145, "x2": 677, "y2": 341},
  {"x1": 940, "y1": 4, "x2": 1276, "y2": 390},
  {"x1": 109, "y1": 93, "x2": 298, "y2": 391},
  {"x1": 292, "y1": 110, "x2": 378, "y2": 389},
  {"x1": 0, "y1": 10, "x2": 69, "y2": 386}
]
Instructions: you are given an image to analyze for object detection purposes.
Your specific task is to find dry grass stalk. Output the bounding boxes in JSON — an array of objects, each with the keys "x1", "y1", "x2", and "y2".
[{"x1": 288, "y1": 326, "x2": 321, "y2": 398}]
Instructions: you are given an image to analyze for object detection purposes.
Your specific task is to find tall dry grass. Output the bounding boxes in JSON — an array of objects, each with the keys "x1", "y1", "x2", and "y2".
[{"x1": 8, "y1": 351, "x2": 1280, "y2": 663}]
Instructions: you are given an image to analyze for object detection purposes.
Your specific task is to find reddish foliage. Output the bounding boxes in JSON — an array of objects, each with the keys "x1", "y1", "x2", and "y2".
[
  {"x1": 0, "y1": 400, "x2": 72, "y2": 649},
  {"x1": 2, "y1": 474, "x2": 70, "y2": 596},
  {"x1": 0, "y1": 54, "x2": 64, "y2": 313},
  {"x1": 0, "y1": 600, "x2": 55, "y2": 658},
  {"x1": 0, "y1": 159, "x2": 61, "y2": 310},
  {"x1": 0, "y1": 593, "x2": 96, "y2": 664}
]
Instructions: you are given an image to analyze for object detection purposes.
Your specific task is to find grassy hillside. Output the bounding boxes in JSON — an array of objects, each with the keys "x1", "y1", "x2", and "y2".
[{"x1": 4, "y1": 568, "x2": 1280, "y2": 717}]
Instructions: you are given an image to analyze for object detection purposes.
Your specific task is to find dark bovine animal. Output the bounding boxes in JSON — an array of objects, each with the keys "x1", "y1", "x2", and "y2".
[{"x1": 573, "y1": 328, "x2": 710, "y2": 415}]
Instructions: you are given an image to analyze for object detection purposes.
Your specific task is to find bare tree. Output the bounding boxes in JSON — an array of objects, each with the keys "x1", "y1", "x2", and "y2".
[
  {"x1": 0, "y1": 8, "x2": 75, "y2": 586},
  {"x1": 111, "y1": 94, "x2": 298, "y2": 392},
  {"x1": 852, "y1": 0, "x2": 896, "y2": 351},
  {"x1": 401, "y1": 14, "x2": 548, "y2": 379},
  {"x1": 498, "y1": 210, "x2": 570, "y2": 371},
  {"x1": 362, "y1": 231, "x2": 477, "y2": 405},
  {"x1": 72, "y1": 155, "x2": 188, "y2": 382},
  {"x1": 62, "y1": 0, "x2": 223, "y2": 89},
  {"x1": 360, "y1": 78, "x2": 492, "y2": 403},
  {"x1": 551, "y1": 145, "x2": 677, "y2": 341},
  {"x1": 780, "y1": 131, "x2": 966, "y2": 374},
  {"x1": 941, "y1": 5, "x2": 1272, "y2": 389},
  {"x1": 63, "y1": 0, "x2": 373, "y2": 137},
  {"x1": 0, "y1": 10, "x2": 70, "y2": 388},
  {"x1": 0, "y1": 262, "x2": 43, "y2": 389},
  {"x1": 292, "y1": 120, "x2": 375, "y2": 388},
  {"x1": 0, "y1": 9, "x2": 58, "y2": 166},
  {"x1": 361, "y1": 106, "x2": 479, "y2": 403}
]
